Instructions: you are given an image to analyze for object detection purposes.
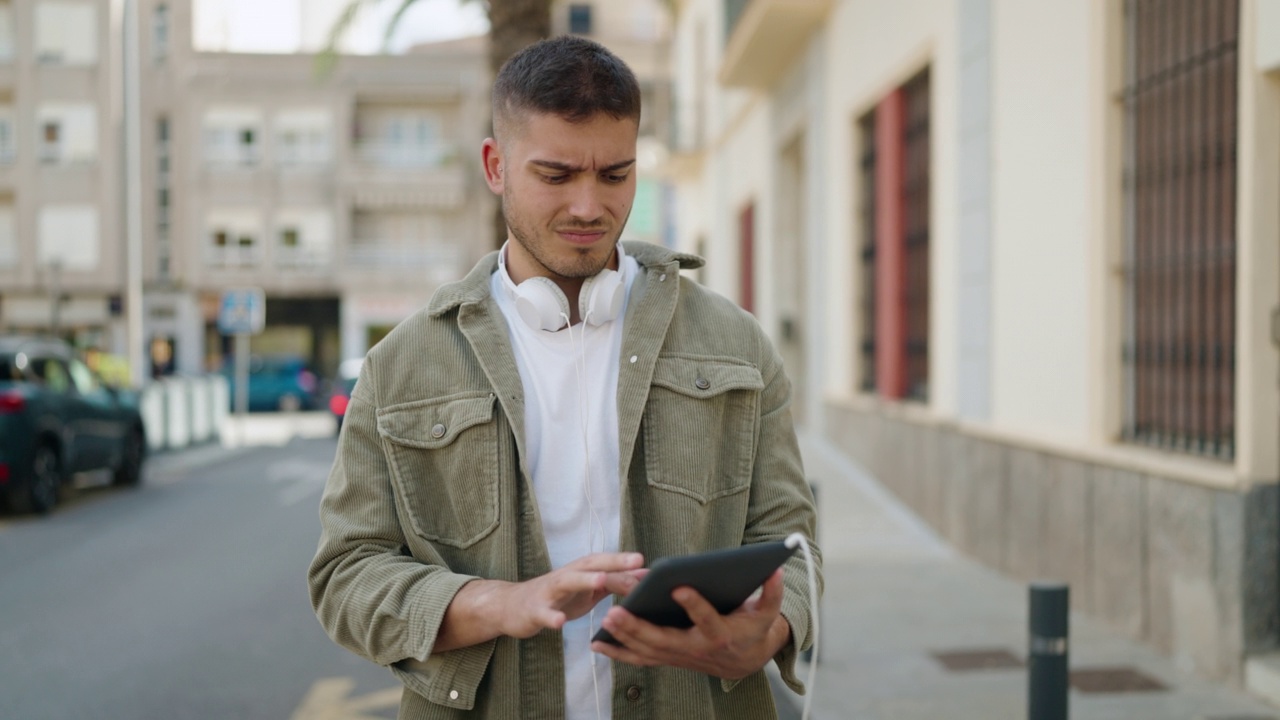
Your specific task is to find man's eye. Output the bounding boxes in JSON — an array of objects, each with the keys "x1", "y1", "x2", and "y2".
[
  {"x1": 604, "y1": 174, "x2": 629, "y2": 184},
  {"x1": 543, "y1": 174, "x2": 568, "y2": 184}
]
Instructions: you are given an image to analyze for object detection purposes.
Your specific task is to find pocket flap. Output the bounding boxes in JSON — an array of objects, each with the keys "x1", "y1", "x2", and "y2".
[
  {"x1": 651, "y1": 357, "x2": 764, "y2": 399},
  {"x1": 377, "y1": 393, "x2": 496, "y2": 449}
]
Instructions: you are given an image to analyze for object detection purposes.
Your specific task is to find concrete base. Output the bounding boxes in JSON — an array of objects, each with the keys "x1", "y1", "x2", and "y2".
[
  {"x1": 1246, "y1": 652, "x2": 1280, "y2": 707},
  {"x1": 822, "y1": 401, "x2": 1280, "y2": 687}
]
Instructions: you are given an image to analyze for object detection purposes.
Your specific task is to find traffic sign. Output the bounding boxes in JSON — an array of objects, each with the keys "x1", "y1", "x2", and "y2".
[{"x1": 218, "y1": 287, "x2": 265, "y2": 335}]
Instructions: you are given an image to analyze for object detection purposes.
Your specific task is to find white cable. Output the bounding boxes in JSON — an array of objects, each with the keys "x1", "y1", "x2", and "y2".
[
  {"x1": 785, "y1": 532, "x2": 820, "y2": 720},
  {"x1": 566, "y1": 311, "x2": 607, "y2": 720}
]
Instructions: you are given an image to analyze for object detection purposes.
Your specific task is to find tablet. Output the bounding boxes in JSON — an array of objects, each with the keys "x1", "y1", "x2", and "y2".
[{"x1": 592, "y1": 541, "x2": 796, "y2": 646}]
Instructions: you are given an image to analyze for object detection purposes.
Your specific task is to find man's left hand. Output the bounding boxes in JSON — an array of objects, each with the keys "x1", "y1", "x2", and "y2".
[{"x1": 590, "y1": 568, "x2": 791, "y2": 680}]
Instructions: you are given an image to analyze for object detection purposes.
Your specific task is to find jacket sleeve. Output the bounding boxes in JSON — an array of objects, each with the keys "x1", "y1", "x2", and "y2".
[
  {"x1": 307, "y1": 358, "x2": 495, "y2": 711},
  {"x1": 724, "y1": 332, "x2": 824, "y2": 694}
]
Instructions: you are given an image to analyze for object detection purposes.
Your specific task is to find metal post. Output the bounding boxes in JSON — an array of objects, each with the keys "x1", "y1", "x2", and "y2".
[
  {"x1": 1028, "y1": 583, "x2": 1069, "y2": 720},
  {"x1": 234, "y1": 332, "x2": 249, "y2": 445},
  {"x1": 123, "y1": 0, "x2": 146, "y2": 389}
]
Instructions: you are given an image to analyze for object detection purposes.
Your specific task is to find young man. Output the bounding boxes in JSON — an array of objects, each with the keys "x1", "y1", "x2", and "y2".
[{"x1": 309, "y1": 36, "x2": 820, "y2": 720}]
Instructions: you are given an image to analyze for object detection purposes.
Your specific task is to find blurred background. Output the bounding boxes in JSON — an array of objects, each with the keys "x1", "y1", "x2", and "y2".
[{"x1": 2, "y1": 0, "x2": 1280, "y2": 718}]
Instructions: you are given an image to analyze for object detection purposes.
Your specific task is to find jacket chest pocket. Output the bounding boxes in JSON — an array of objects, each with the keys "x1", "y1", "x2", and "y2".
[
  {"x1": 376, "y1": 392, "x2": 500, "y2": 549},
  {"x1": 643, "y1": 357, "x2": 764, "y2": 504}
]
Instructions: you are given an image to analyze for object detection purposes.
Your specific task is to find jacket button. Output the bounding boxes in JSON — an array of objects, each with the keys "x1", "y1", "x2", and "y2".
[
  {"x1": 625, "y1": 685, "x2": 641, "y2": 702},
  {"x1": 431, "y1": 423, "x2": 446, "y2": 438},
  {"x1": 694, "y1": 377, "x2": 710, "y2": 390},
  {"x1": 449, "y1": 690, "x2": 459, "y2": 700}
]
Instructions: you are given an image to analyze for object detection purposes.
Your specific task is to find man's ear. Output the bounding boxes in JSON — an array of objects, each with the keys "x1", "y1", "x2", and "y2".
[{"x1": 482, "y1": 138, "x2": 504, "y2": 194}]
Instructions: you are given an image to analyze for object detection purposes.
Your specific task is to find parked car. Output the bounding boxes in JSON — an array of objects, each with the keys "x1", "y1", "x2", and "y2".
[
  {"x1": 0, "y1": 336, "x2": 146, "y2": 515},
  {"x1": 328, "y1": 358, "x2": 363, "y2": 434},
  {"x1": 221, "y1": 355, "x2": 318, "y2": 412}
]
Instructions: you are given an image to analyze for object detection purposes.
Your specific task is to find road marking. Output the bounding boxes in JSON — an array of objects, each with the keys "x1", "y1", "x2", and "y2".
[{"x1": 290, "y1": 677, "x2": 401, "y2": 720}]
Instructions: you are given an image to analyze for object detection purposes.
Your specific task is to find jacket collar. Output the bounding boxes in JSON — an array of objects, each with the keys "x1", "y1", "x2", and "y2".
[{"x1": 427, "y1": 241, "x2": 704, "y2": 318}]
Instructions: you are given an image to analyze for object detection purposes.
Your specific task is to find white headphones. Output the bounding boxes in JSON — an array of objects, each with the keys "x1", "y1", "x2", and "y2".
[{"x1": 498, "y1": 242, "x2": 625, "y2": 331}]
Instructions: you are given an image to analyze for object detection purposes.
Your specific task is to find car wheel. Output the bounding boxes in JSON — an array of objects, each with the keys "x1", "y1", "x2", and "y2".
[
  {"x1": 9, "y1": 444, "x2": 61, "y2": 515},
  {"x1": 278, "y1": 394, "x2": 301, "y2": 412},
  {"x1": 113, "y1": 428, "x2": 145, "y2": 487}
]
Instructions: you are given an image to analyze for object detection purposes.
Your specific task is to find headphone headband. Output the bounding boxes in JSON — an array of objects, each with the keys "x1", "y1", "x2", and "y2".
[{"x1": 498, "y1": 243, "x2": 625, "y2": 331}]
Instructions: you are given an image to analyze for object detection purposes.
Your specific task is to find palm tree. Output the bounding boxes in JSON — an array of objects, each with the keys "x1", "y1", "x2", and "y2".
[
  {"x1": 324, "y1": 0, "x2": 552, "y2": 247},
  {"x1": 325, "y1": 0, "x2": 551, "y2": 79}
]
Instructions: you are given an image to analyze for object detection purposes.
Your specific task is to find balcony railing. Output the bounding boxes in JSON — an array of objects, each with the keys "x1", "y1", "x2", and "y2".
[
  {"x1": 719, "y1": 0, "x2": 832, "y2": 88},
  {"x1": 206, "y1": 244, "x2": 263, "y2": 268},
  {"x1": 276, "y1": 245, "x2": 333, "y2": 268},
  {"x1": 204, "y1": 145, "x2": 260, "y2": 167},
  {"x1": 346, "y1": 241, "x2": 460, "y2": 271},
  {"x1": 353, "y1": 140, "x2": 457, "y2": 170}
]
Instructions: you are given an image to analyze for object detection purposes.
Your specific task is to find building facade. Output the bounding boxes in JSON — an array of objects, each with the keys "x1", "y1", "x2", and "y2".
[{"x1": 668, "y1": 0, "x2": 1280, "y2": 693}]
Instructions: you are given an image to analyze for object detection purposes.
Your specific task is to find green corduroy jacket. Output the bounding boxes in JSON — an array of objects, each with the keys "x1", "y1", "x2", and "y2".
[{"x1": 308, "y1": 241, "x2": 822, "y2": 719}]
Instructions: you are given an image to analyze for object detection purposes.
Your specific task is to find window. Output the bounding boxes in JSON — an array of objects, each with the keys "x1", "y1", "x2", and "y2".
[
  {"x1": 36, "y1": 103, "x2": 97, "y2": 165},
  {"x1": 152, "y1": 3, "x2": 169, "y2": 63},
  {"x1": 355, "y1": 109, "x2": 447, "y2": 168},
  {"x1": 857, "y1": 68, "x2": 930, "y2": 402},
  {"x1": 67, "y1": 358, "x2": 99, "y2": 395},
  {"x1": 38, "y1": 204, "x2": 99, "y2": 271},
  {"x1": 857, "y1": 112, "x2": 877, "y2": 393},
  {"x1": 568, "y1": 4, "x2": 593, "y2": 35},
  {"x1": 274, "y1": 209, "x2": 333, "y2": 267},
  {"x1": 35, "y1": 1, "x2": 97, "y2": 65},
  {"x1": 0, "y1": 201, "x2": 15, "y2": 268},
  {"x1": 738, "y1": 203, "x2": 755, "y2": 313},
  {"x1": 203, "y1": 108, "x2": 262, "y2": 166},
  {"x1": 0, "y1": 110, "x2": 14, "y2": 164},
  {"x1": 206, "y1": 210, "x2": 263, "y2": 267},
  {"x1": 1121, "y1": 0, "x2": 1238, "y2": 459},
  {"x1": 275, "y1": 109, "x2": 332, "y2": 166},
  {"x1": 41, "y1": 122, "x2": 60, "y2": 162},
  {"x1": 0, "y1": 2, "x2": 14, "y2": 63}
]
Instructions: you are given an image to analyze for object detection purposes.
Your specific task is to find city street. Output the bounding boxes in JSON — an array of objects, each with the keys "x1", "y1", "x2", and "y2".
[{"x1": 0, "y1": 432, "x2": 401, "y2": 720}]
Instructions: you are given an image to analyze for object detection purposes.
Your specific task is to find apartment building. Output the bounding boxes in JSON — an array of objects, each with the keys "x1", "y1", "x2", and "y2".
[
  {"x1": 668, "y1": 0, "x2": 1280, "y2": 694},
  {"x1": 0, "y1": 0, "x2": 129, "y2": 358}
]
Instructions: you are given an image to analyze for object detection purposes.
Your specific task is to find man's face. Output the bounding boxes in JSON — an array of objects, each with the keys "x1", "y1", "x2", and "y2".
[{"x1": 484, "y1": 112, "x2": 638, "y2": 283}]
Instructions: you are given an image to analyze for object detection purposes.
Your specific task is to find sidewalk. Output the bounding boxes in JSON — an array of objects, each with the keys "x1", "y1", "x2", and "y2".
[{"x1": 771, "y1": 430, "x2": 1279, "y2": 720}]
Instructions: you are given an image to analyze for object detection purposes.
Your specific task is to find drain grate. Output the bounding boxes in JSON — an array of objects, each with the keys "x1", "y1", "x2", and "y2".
[
  {"x1": 932, "y1": 648, "x2": 1026, "y2": 672},
  {"x1": 1069, "y1": 667, "x2": 1167, "y2": 694}
]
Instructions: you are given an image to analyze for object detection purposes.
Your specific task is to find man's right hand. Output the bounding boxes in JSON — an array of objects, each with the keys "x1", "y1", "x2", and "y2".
[{"x1": 434, "y1": 552, "x2": 646, "y2": 653}]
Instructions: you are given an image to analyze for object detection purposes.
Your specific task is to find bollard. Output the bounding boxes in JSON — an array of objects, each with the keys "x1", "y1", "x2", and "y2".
[
  {"x1": 1028, "y1": 583, "x2": 1069, "y2": 720},
  {"x1": 801, "y1": 480, "x2": 819, "y2": 665}
]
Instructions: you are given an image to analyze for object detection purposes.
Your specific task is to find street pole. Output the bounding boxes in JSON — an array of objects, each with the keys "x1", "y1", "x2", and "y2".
[
  {"x1": 123, "y1": 0, "x2": 146, "y2": 388},
  {"x1": 1028, "y1": 583, "x2": 1069, "y2": 720},
  {"x1": 234, "y1": 332, "x2": 249, "y2": 445}
]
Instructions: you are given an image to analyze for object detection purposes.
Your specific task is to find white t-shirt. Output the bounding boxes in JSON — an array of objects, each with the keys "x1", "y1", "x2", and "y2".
[{"x1": 491, "y1": 248, "x2": 639, "y2": 720}]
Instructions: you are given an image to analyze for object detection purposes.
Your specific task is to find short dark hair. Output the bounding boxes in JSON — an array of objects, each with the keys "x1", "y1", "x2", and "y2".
[{"x1": 492, "y1": 35, "x2": 641, "y2": 141}]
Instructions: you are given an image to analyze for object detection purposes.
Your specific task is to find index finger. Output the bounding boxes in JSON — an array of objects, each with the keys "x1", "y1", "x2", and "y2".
[
  {"x1": 672, "y1": 586, "x2": 729, "y2": 638},
  {"x1": 569, "y1": 552, "x2": 645, "y2": 572}
]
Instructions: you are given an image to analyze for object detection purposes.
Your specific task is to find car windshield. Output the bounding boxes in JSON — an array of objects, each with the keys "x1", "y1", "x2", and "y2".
[{"x1": 0, "y1": 353, "x2": 23, "y2": 382}]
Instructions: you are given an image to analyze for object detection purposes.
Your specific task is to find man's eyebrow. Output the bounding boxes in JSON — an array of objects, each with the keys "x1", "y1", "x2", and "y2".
[{"x1": 529, "y1": 159, "x2": 636, "y2": 173}]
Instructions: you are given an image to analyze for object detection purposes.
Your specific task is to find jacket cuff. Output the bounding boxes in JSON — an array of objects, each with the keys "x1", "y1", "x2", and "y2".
[
  {"x1": 772, "y1": 588, "x2": 810, "y2": 694},
  {"x1": 718, "y1": 589, "x2": 810, "y2": 694},
  {"x1": 391, "y1": 574, "x2": 495, "y2": 710}
]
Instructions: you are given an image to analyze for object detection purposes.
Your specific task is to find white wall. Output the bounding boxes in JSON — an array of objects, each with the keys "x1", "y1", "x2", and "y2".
[
  {"x1": 34, "y1": 1, "x2": 97, "y2": 65},
  {"x1": 821, "y1": 0, "x2": 955, "y2": 404},
  {"x1": 989, "y1": 0, "x2": 1093, "y2": 443},
  {"x1": 38, "y1": 204, "x2": 99, "y2": 271},
  {"x1": 37, "y1": 103, "x2": 98, "y2": 164}
]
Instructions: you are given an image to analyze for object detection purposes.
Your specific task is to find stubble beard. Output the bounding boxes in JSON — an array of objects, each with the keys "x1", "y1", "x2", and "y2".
[{"x1": 502, "y1": 189, "x2": 617, "y2": 280}]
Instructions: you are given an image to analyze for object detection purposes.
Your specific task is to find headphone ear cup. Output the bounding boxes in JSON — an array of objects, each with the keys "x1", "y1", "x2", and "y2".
[
  {"x1": 514, "y1": 277, "x2": 571, "y2": 331},
  {"x1": 579, "y1": 268, "x2": 624, "y2": 326}
]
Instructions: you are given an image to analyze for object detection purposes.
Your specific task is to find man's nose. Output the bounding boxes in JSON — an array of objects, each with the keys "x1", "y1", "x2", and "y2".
[{"x1": 566, "y1": 179, "x2": 605, "y2": 221}]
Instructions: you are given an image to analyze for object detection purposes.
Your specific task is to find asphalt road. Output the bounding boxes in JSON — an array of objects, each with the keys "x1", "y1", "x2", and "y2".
[
  {"x1": 0, "y1": 436, "x2": 399, "y2": 720},
  {"x1": 0, "y1": 431, "x2": 802, "y2": 720}
]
